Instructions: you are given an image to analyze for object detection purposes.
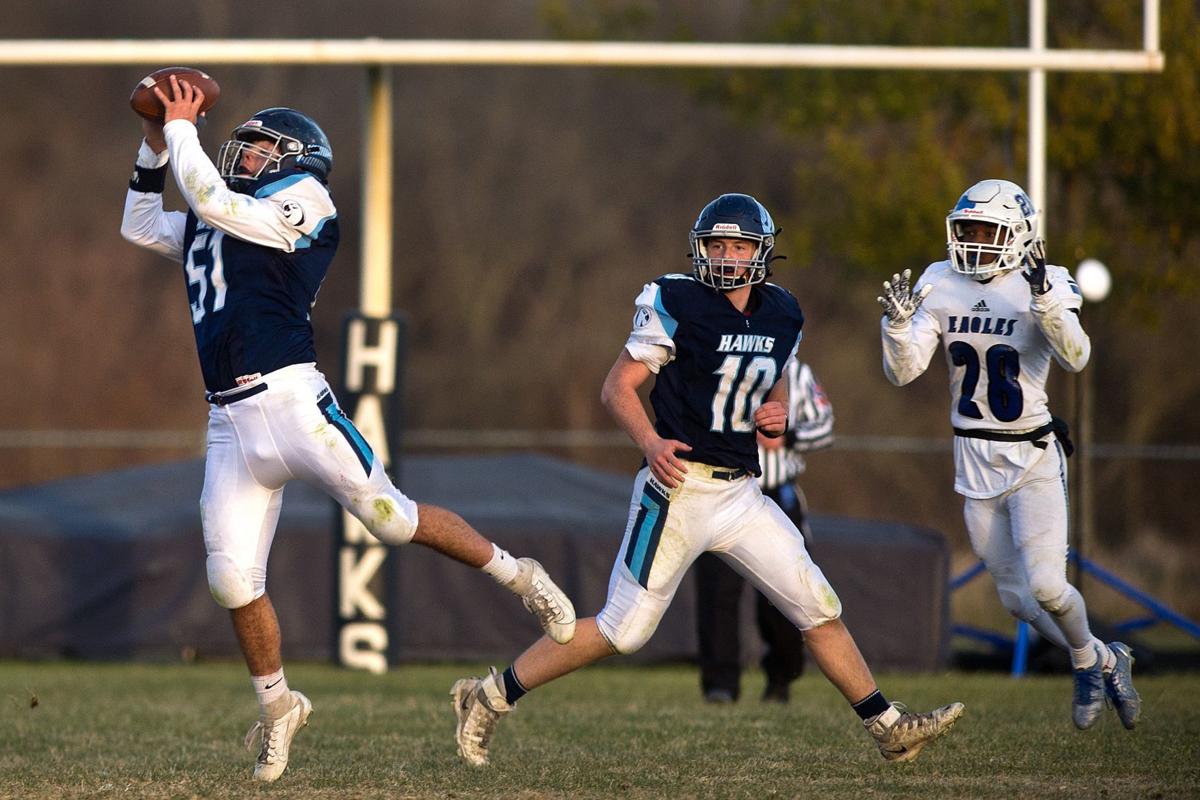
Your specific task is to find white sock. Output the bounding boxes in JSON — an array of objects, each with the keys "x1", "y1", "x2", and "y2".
[
  {"x1": 251, "y1": 668, "x2": 289, "y2": 714},
  {"x1": 1098, "y1": 641, "x2": 1116, "y2": 673},
  {"x1": 481, "y1": 543, "x2": 520, "y2": 586},
  {"x1": 1070, "y1": 645, "x2": 1099, "y2": 670}
]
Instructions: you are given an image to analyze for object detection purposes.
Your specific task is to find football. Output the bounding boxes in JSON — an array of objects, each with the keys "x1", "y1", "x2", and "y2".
[{"x1": 129, "y1": 67, "x2": 220, "y2": 123}]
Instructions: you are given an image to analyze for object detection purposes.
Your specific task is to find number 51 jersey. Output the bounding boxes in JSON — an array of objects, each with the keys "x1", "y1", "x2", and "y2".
[
  {"x1": 623, "y1": 274, "x2": 804, "y2": 475},
  {"x1": 179, "y1": 170, "x2": 339, "y2": 394}
]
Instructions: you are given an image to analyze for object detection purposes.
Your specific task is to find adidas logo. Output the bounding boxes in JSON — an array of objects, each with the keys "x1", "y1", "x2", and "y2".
[{"x1": 971, "y1": 299, "x2": 990, "y2": 312}]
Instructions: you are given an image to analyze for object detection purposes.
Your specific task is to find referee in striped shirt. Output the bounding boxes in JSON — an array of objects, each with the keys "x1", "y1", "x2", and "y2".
[{"x1": 695, "y1": 359, "x2": 834, "y2": 703}]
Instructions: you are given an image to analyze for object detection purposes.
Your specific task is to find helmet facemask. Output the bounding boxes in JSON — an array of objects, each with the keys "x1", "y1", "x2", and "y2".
[
  {"x1": 217, "y1": 125, "x2": 305, "y2": 189},
  {"x1": 690, "y1": 229, "x2": 773, "y2": 290}
]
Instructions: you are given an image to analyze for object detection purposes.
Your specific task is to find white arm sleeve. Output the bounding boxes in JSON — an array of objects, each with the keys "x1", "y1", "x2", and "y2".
[
  {"x1": 119, "y1": 140, "x2": 187, "y2": 262},
  {"x1": 881, "y1": 271, "x2": 942, "y2": 386},
  {"x1": 1030, "y1": 265, "x2": 1091, "y2": 373},
  {"x1": 163, "y1": 119, "x2": 336, "y2": 253}
]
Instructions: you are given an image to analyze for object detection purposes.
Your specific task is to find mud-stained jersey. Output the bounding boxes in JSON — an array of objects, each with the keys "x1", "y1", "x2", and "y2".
[
  {"x1": 882, "y1": 260, "x2": 1087, "y2": 432},
  {"x1": 121, "y1": 119, "x2": 338, "y2": 393},
  {"x1": 880, "y1": 259, "x2": 1090, "y2": 498},
  {"x1": 624, "y1": 274, "x2": 804, "y2": 474}
]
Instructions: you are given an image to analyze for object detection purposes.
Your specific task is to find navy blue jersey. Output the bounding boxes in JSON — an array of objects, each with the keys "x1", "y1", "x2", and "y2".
[
  {"x1": 624, "y1": 275, "x2": 805, "y2": 474},
  {"x1": 180, "y1": 170, "x2": 339, "y2": 392}
]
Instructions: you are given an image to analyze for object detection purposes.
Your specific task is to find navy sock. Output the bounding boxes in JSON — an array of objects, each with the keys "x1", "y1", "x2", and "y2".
[
  {"x1": 500, "y1": 665, "x2": 528, "y2": 705},
  {"x1": 851, "y1": 690, "x2": 891, "y2": 721}
]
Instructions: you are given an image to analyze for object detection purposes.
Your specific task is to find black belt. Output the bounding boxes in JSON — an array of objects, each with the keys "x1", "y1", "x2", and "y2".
[
  {"x1": 206, "y1": 382, "x2": 268, "y2": 406},
  {"x1": 710, "y1": 467, "x2": 749, "y2": 481},
  {"x1": 954, "y1": 416, "x2": 1074, "y2": 458}
]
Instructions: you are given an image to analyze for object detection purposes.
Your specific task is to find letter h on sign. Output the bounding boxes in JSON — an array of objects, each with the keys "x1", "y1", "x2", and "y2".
[{"x1": 335, "y1": 313, "x2": 407, "y2": 674}]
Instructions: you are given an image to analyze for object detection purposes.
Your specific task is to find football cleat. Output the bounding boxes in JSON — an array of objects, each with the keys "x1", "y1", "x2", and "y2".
[
  {"x1": 1072, "y1": 647, "x2": 1107, "y2": 730},
  {"x1": 1104, "y1": 642, "x2": 1141, "y2": 730},
  {"x1": 243, "y1": 690, "x2": 312, "y2": 782},
  {"x1": 866, "y1": 701, "x2": 964, "y2": 763},
  {"x1": 451, "y1": 668, "x2": 512, "y2": 766},
  {"x1": 508, "y1": 558, "x2": 576, "y2": 644}
]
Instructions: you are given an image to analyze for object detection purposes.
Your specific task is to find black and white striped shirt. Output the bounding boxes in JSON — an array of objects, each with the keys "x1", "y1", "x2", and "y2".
[{"x1": 757, "y1": 361, "x2": 834, "y2": 490}]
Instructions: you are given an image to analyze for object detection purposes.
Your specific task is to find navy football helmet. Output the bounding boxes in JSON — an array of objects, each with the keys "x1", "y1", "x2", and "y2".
[
  {"x1": 690, "y1": 193, "x2": 778, "y2": 290},
  {"x1": 217, "y1": 107, "x2": 333, "y2": 190}
]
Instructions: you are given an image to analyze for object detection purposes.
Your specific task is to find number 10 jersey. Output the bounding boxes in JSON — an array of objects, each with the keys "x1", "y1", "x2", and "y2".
[{"x1": 623, "y1": 274, "x2": 804, "y2": 476}]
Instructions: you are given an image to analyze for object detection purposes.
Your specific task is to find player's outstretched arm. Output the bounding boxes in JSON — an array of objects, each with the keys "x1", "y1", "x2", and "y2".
[
  {"x1": 120, "y1": 112, "x2": 186, "y2": 261},
  {"x1": 877, "y1": 269, "x2": 933, "y2": 327},
  {"x1": 1027, "y1": 257, "x2": 1092, "y2": 372},
  {"x1": 879, "y1": 268, "x2": 941, "y2": 387},
  {"x1": 601, "y1": 350, "x2": 692, "y2": 488},
  {"x1": 155, "y1": 76, "x2": 332, "y2": 253}
]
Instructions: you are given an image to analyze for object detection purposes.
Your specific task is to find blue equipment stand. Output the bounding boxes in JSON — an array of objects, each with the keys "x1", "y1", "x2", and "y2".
[{"x1": 951, "y1": 550, "x2": 1200, "y2": 676}]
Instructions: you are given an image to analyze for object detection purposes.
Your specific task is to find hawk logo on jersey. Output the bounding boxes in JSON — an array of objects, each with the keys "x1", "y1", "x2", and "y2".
[
  {"x1": 281, "y1": 199, "x2": 306, "y2": 227},
  {"x1": 634, "y1": 307, "x2": 652, "y2": 329}
]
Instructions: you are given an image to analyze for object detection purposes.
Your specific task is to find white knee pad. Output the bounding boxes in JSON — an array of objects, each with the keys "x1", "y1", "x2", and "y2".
[
  {"x1": 206, "y1": 553, "x2": 259, "y2": 609},
  {"x1": 1027, "y1": 559, "x2": 1072, "y2": 614},
  {"x1": 595, "y1": 609, "x2": 655, "y2": 655},
  {"x1": 1034, "y1": 582, "x2": 1078, "y2": 616},
  {"x1": 988, "y1": 557, "x2": 1040, "y2": 620},
  {"x1": 358, "y1": 490, "x2": 419, "y2": 546}
]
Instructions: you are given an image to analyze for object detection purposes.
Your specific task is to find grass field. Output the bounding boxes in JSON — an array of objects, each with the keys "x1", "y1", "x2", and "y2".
[{"x1": 2, "y1": 661, "x2": 1198, "y2": 799}]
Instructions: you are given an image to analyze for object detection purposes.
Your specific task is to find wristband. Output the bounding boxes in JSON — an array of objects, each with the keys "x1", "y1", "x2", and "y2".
[{"x1": 129, "y1": 164, "x2": 168, "y2": 193}]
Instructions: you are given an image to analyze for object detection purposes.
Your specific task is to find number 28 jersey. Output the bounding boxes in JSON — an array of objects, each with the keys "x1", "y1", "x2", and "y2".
[
  {"x1": 882, "y1": 260, "x2": 1086, "y2": 433},
  {"x1": 624, "y1": 274, "x2": 804, "y2": 475}
]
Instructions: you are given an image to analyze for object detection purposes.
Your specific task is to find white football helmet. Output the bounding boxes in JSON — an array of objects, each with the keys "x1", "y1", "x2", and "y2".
[{"x1": 946, "y1": 179, "x2": 1041, "y2": 279}]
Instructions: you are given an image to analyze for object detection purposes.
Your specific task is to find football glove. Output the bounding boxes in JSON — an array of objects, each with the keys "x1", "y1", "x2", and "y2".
[
  {"x1": 1021, "y1": 241, "x2": 1051, "y2": 296},
  {"x1": 878, "y1": 270, "x2": 932, "y2": 327}
]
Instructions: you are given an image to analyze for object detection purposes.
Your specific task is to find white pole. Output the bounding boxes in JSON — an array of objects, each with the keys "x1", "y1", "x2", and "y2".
[
  {"x1": 1145, "y1": 0, "x2": 1161, "y2": 53},
  {"x1": 1029, "y1": 0, "x2": 1047, "y2": 236},
  {"x1": 0, "y1": 39, "x2": 1165, "y2": 71},
  {"x1": 360, "y1": 66, "x2": 393, "y2": 317}
]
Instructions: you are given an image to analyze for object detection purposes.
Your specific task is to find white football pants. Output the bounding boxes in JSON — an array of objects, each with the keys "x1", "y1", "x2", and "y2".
[
  {"x1": 963, "y1": 441, "x2": 1092, "y2": 649},
  {"x1": 596, "y1": 462, "x2": 841, "y2": 654},
  {"x1": 200, "y1": 362, "x2": 417, "y2": 609}
]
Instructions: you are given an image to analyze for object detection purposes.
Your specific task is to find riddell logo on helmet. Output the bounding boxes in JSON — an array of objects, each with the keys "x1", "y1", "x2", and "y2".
[{"x1": 711, "y1": 223, "x2": 742, "y2": 232}]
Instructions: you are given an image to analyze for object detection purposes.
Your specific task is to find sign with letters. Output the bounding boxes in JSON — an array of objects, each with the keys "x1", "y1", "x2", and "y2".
[{"x1": 336, "y1": 313, "x2": 406, "y2": 673}]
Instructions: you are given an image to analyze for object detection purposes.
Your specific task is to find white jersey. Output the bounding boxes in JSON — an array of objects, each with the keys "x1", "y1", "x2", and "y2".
[{"x1": 881, "y1": 260, "x2": 1090, "y2": 498}]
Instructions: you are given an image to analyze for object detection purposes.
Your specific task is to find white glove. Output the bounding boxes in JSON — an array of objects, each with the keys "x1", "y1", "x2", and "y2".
[{"x1": 878, "y1": 269, "x2": 932, "y2": 327}]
